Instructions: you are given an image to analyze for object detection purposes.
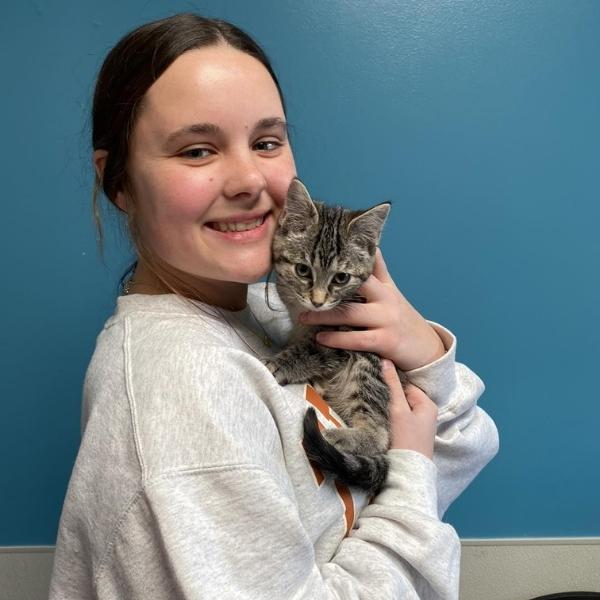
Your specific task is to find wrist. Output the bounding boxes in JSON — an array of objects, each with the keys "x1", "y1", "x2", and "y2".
[
  {"x1": 390, "y1": 443, "x2": 435, "y2": 460},
  {"x1": 395, "y1": 324, "x2": 446, "y2": 371},
  {"x1": 418, "y1": 327, "x2": 446, "y2": 366}
]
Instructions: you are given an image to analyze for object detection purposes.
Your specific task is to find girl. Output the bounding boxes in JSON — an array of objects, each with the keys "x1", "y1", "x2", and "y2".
[{"x1": 49, "y1": 13, "x2": 498, "y2": 599}]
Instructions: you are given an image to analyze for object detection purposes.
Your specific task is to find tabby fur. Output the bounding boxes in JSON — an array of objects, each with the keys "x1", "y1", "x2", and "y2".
[{"x1": 266, "y1": 178, "x2": 404, "y2": 495}]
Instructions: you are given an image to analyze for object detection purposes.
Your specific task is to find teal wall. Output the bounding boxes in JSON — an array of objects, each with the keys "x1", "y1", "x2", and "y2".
[{"x1": 1, "y1": 1, "x2": 599, "y2": 544}]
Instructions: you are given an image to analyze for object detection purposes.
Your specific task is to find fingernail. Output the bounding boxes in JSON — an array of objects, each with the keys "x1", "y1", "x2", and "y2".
[
  {"x1": 299, "y1": 312, "x2": 308, "y2": 323},
  {"x1": 381, "y1": 359, "x2": 394, "y2": 371}
]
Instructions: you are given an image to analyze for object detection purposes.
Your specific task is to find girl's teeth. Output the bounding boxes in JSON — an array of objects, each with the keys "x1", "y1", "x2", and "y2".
[{"x1": 214, "y1": 217, "x2": 264, "y2": 232}]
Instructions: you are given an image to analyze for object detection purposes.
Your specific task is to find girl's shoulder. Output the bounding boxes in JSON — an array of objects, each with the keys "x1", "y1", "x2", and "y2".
[
  {"x1": 100, "y1": 292, "x2": 237, "y2": 349},
  {"x1": 84, "y1": 291, "x2": 293, "y2": 481},
  {"x1": 102, "y1": 283, "x2": 291, "y2": 345}
]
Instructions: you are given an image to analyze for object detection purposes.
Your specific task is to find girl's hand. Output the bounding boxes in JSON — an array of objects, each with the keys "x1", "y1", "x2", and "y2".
[
  {"x1": 299, "y1": 249, "x2": 446, "y2": 371},
  {"x1": 382, "y1": 359, "x2": 437, "y2": 459}
]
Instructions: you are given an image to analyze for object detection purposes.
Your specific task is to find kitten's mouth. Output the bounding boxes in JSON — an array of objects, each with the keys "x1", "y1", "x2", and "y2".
[
  {"x1": 206, "y1": 213, "x2": 269, "y2": 233},
  {"x1": 298, "y1": 298, "x2": 337, "y2": 312}
]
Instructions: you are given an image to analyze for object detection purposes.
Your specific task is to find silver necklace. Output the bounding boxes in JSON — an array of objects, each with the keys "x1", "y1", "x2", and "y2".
[
  {"x1": 123, "y1": 279, "x2": 134, "y2": 295},
  {"x1": 243, "y1": 307, "x2": 272, "y2": 348}
]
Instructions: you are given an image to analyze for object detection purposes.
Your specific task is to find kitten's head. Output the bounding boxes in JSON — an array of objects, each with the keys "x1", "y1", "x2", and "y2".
[{"x1": 272, "y1": 178, "x2": 390, "y2": 313}]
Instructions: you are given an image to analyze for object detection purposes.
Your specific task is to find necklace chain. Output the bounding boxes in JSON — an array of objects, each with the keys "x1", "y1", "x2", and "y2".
[{"x1": 244, "y1": 307, "x2": 272, "y2": 348}]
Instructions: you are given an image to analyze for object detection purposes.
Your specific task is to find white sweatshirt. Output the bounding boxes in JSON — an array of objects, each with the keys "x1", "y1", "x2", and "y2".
[{"x1": 49, "y1": 283, "x2": 499, "y2": 600}]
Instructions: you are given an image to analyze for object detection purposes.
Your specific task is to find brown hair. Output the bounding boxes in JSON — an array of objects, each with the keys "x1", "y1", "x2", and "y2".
[{"x1": 91, "y1": 13, "x2": 286, "y2": 298}]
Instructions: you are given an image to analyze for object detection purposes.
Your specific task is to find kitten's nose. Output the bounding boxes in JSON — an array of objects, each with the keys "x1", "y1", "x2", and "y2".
[{"x1": 311, "y1": 290, "x2": 326, "y2": 308}]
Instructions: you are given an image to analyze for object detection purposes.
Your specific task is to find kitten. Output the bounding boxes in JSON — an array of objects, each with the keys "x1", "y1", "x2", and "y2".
[{"x1": 266, "y1": 178, "x2": 405, "y2": 495}]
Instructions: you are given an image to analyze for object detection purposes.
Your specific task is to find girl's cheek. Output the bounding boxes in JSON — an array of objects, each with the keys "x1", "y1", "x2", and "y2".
[
  {"x1": 160, "y1": 177, "x2": 217, "y2": 217},
  {"x1": 271, "y1": 166, "x2": 297, "y2": 208}
]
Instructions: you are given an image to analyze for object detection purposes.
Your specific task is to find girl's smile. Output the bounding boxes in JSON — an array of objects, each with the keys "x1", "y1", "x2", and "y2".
[{"x1": 205, "y1": 210, "x2": 272, "y2": 238}]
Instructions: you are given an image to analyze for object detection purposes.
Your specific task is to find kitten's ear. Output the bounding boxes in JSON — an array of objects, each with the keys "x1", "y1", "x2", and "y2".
[
  {"x1": 280, "y1": 178, "x2": 319, "y2": 230},
  {"x1": 348, "y1": 202, "x2": 391, "y2": 245}
]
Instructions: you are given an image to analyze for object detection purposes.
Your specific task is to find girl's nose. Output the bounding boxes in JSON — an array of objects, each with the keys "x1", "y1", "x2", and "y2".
[{"x1": 223, "y1": 152, "x2": 267, "y2": 200}]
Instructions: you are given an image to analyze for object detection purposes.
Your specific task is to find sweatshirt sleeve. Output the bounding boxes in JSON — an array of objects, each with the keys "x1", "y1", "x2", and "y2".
[
  {"x1": 324, "y1": 451, "x2": 460, "y2": 599},
  {"x1": 405, "y1": 321, "x2": 500, "y2": 517}
]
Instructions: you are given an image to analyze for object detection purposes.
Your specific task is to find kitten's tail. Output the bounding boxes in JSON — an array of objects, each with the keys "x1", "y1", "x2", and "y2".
[{"x1": 302, "y1": 407, "x2": 389, "y2": 496}]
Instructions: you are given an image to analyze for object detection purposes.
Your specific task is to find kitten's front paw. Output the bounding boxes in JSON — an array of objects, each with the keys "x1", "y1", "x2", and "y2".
[{"x1": 264, "y1": 359, "x2": 291, "y2": 386}]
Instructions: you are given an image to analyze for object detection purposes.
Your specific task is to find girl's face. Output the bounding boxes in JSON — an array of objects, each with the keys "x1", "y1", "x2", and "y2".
[{"x1": 114, "y1": 44, "x2": 296, "y2": 302}]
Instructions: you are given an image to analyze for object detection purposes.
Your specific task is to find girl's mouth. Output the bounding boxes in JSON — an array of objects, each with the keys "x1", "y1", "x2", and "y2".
[
  {"x1": 207, "y1": 214, "x2": 266, "y2": 233},
  {"x1": 205, "y1": 212, "x2": 272, "y2": 241}
]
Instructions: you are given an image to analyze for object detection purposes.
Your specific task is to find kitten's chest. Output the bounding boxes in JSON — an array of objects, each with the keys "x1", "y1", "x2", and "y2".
[{"x1": 286, "y1": 324, "x2": 372, "y2": 418}]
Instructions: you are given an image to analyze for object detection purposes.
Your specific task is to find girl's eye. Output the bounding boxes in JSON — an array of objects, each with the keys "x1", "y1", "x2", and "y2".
[
  {"x1": 333, "y1": 272, "x2": 350, "y2": 285},
  {"x1": 179, "y1": 147, "x2": 212, "y2": 159},
  {"x1": 254, "y1": 140, "x2": 282, "y2": 152},
  {"x1": 295, "y1": 263, "x2": 311, "y2": 278}
]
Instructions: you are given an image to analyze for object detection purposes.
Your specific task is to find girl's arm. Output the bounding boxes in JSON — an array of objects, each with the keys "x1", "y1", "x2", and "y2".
[
  {"x1": 405, "y1": 321, "x2": 499, "y2": 517},
  {"x1": 297, "y1": 249, "x2": 500, "y2": 517}
]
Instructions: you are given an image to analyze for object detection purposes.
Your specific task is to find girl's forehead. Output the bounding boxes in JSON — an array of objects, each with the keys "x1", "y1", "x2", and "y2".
[
  {"x1": 136, "y1": 46, "x2": 284, "y2": 140},
  {"x1": 148, "y1": 46, "x2": 278, "y2": 108}
]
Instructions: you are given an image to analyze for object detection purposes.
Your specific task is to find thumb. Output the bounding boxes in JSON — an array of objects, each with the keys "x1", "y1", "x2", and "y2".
[
  {"x1": 381, "y1": 359, "x2": 408, "y2": 407},
  {"x1": 403, "y1": 383, "x2": 438, "y2": 417}
]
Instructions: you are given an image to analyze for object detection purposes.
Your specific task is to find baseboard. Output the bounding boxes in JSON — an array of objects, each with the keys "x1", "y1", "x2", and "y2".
[
  {"x1": 459, "y1": 538, "x2": 600, "y2": 600},
  {"x1": 1, "y1": 539, "x2": 599, "y2": 600},
  {"x1": 0, "y1": 545, "x2": 54, "y2": 600}
]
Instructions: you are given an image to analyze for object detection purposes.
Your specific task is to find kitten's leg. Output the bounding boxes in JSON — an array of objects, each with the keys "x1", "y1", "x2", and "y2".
[{"x1": 323, "y1": 352, "x2": 392, "y2": 455}]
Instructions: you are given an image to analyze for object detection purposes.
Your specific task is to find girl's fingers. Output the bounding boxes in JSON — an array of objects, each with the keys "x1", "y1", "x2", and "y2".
[
  {"x1": 355, "y1": 275, "x2": 386, "y2": 301},
  {"x1": 381, "y1": 359, "x2": 408, "y2": 409},
  {"x1": 404, "y1": 383, "x2": 439, "y2": 417},
  {"x1": 315, "y1": 328, "x2": 380, "y2": 352},
  {"x1": 371, "y1": 248, "x2": 394, "y2": 284}
]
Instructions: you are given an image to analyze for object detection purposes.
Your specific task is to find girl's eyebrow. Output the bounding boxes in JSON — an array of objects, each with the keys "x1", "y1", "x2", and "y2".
[
  {"x1": 165, "y1": 122, "x2": 221, "y2": 145},
  {"x1": 253, "y1": 117, "x2": 288, "y2": 137},
  {"x1": 165, "y1": 117, "x2": 288, "y2": 145}
]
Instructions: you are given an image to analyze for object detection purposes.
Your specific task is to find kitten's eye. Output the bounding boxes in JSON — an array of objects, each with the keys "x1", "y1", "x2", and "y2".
[
  {"x1": 333, "y1": 272, "x2": 350, "y2": 285},
  {"x1": 295, "y1": 263, "x2": 312, "y2": 278}
]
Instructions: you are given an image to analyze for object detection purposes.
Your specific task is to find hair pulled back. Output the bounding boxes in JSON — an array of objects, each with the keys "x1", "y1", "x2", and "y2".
[{"x1": 91, "y1": 13, "x2": 286, "y2": 298}]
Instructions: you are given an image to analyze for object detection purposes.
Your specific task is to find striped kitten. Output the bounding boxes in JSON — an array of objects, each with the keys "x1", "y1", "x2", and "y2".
[{"x1": 266, "y1": 178, "x2": 404, "y2": 495}]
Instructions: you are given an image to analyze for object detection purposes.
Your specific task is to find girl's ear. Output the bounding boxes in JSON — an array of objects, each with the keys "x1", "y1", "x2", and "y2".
[
  {"x1": 93, "y1": 149, "x2": 108, "y2": 182},
  {"x1": 93, "y1": 149, "x2": 128, "y2": 212}
]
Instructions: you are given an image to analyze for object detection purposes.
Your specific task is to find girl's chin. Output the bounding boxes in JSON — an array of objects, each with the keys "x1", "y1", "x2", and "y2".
[
  {"x1": 234, "y1": 268, "x2": 272, "y2": 285},
  {"x1": 215, "y1": 260, "x2": 272, "y2": 285}
]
